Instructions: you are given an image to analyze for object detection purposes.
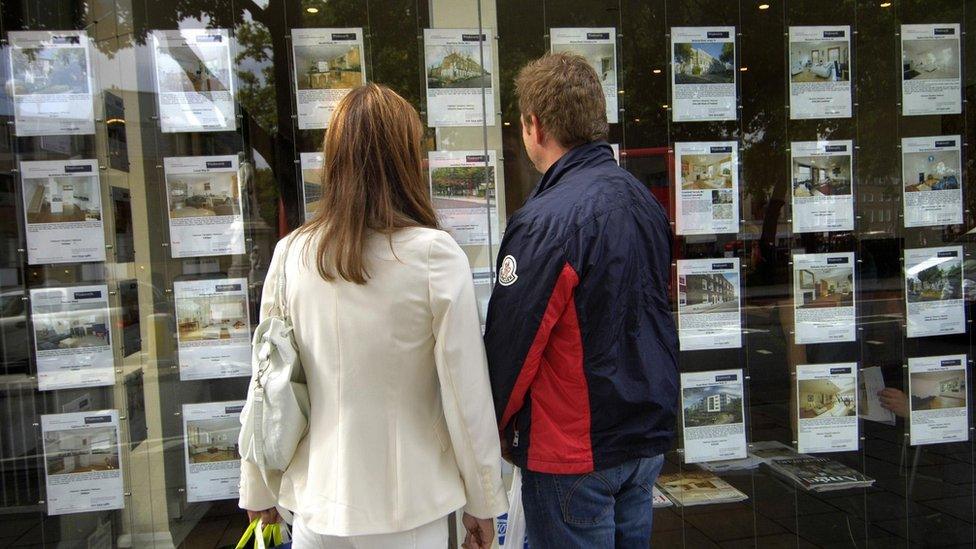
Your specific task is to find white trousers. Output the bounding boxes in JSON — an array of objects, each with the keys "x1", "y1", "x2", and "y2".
[{"x1": 292, "y1": 515, "x2": 448, "y2": 549}]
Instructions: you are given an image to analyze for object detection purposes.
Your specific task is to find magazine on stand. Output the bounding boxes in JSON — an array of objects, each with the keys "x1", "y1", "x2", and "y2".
[
  {"x1": 765, "y1": 456, "x2": 874, "y2": 492},
  {"x1": 656, "y1": 469, "x2": 748, "y2": 507}
]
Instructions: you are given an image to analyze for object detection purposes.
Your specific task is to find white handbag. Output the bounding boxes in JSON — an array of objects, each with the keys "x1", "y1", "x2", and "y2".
[{"x1": 239, "y1": 236, "x2": 311, "y2": 475}]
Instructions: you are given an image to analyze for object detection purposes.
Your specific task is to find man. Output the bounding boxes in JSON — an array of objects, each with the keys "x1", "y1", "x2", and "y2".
[{"x1": 484, "y1": 53, "x2": 678, "y2": 547}]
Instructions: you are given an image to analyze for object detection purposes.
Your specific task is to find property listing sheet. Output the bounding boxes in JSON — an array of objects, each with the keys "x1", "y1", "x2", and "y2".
[
  {"x1": 174, "y1": 278, "x2": 251, "y2": 381},
  {"x1": 550, "y1": 28, "x2": 618, "y2": 124},
  {"x1": 796, "y1": 363, "x2": 859, "y2": 453},
  {"x1": 31, "y1": 284, "x2": 113, "y2": 391},
  {"x1": 41, "y1": 410, "x2": 123, "y2": 515},
  {"x1": 424, "y1": 29, "x2": 495, "y2": 127},
  {"x1": 905, "y1": 246, "x2": 965, "y2": 338},
  {"x1": 21, "y1": 159, "x2": 105, "y2": 265},
  {"x1": 859, "y1": 366, "x2": 896, "y2": 425},
  {"x1": 902, "y1": 135, "x2": 962, "y2": 227},
  {"x1": 677, "y1": 258, "x2": 742, "y2": 351},
  {"x1": 788, "y1": 26, "x2": 852, "y2": 119},
  {"x1": 164, "y1": 155, "x2": 245, "y2": 258},
  {"x1": 680, "y1": 369, "x2": 747, "y2": 464},
  {"x1": 671, "y1": 27, "x2": 737, "y2": 122},
  {"x1": 183, "y1": 401, "x2": 245, "y2": 502},
  {"x1": 674, "y1": 141, "x2": 739, "y2": 235},
  {"x1": 901, "y1": 24, "x2": 961, "y2": 116},
  {"x1": 152, "y1": 29, "x2": 236, "y2": 133},
  {"x1": 908, "y1": 355, "x2": 969, "y2": 446},
  {"x1": 8, "y1": 30, "x2": 95, "y2": 136},
  {"x1": 428, "y1": 150, "x2": 500, "y2": 246},
  {"x1": 790, "y1": 140, "x2": 854, "y2": 233},
  {"x1": 793, "y1": 252, "x2": 856, "y2": 344},
  {"x1": 292, "y1": 28, "x2": 365, "y2": 130}
]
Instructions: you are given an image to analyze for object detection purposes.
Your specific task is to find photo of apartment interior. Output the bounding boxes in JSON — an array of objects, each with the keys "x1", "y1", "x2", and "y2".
[
  {"x1": 186, "y1": 417, "x2": 240, "y2": 463},
  {"x1": 681, "y1": 153, "x2": 733, "y2": 190},
  {"x1": 911, "y1": 370, "x2": 966, "y2": 411},
  {"x1": 798, "y1": 377, "x2": 856, "y2": 419},
  {"x1": 427, "y1": 46, "x2": 491, "y2": 88},
  {"x1": 660, "y1": 471, "x2": 725, "y2": 493},
  {"x1": 673, "y1": 42, "x2": 735, "y2": 84},
  {"x1": 25, "y1": 177, "x2": 101, "y2": 224},
  {"x1": 683, "y1": 385, "x2": 743, "y2": 427},
  {"x1": 790, "y1": 40, "x2": 849, "y2": 82},
  {"x1": 177, "y1": 293, "x2": 248, "y2": 342},
  {"x1": 553, "y1": 43, "x2": 615, "y2": 83},
  {"x1": 34, "y1": 309, "x2": 110, "y2": 351},
  {"x1": 45, "y1": 427, "x2": 119, "y2": 475},
  {"x1": 167, "y1": 174, "x2": 241, "y2": 218},
  {"x1": 12, "y1": 45, "x2": 89, "y2": 95},
  {"x1": 678, "y1": 273, "x2": 738, "y2": 314},
  {"x1": 160, "y1": 46, "x2": 230, "y2": 93},
  {"x1": 903, "y1": 39, "x2": 960, "y2": 80},
  {"x1": 431, "y1": 166, "x2": 495, "y2": 208},
  {"x1": 792, "y1": 155, "x2": 851, "y2": 197},
  {"x1": 906, "y1": 258, "x2": 962, "y2": 303},
  {"x1": 903, "y1": 150, "x2": 960, "y2": 192},
  {"x1": 295, "y1": 44, "x2": 363, "y2": 90},
  {"x1": 796, "y1": 267, "x2": 854, "y2": 308}
]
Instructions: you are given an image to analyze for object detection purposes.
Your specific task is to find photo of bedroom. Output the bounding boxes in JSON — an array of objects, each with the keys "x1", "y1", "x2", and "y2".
[
  {"x1": 673, "y1": 42, "x2": 735, "y2": 84},
  {"x1": 795, "y1": 267, "x2": 854, "y2": 308},
  {"x1": 903, "y1": 150, "x2": 960, "y2": 192},
  {"x1": 24, "y1": 176, "x2": 101, "y2": 223},
  {"x1": 903, "y1": 38, "x2": 960, "y2": 80},
  {"x1": 33, "y1": 308, "x2": 110, "y2": 351},
  {"x1": 683, "y1": 384, "x2": 743, "y2": 427},
  {"x1": 790, "y1": 40, "x2": 849, "y2": 82},
  {"x1": 176, "y1": 292, "x2": 248, "y2": 342},
  {"x1": 551, "y1": 42, "x2": 615, "y2": 84},
  {"x1": 186, "y1": 417, "x2": 241, "y2": 463},
  {"x1": 910, "y1": 370, "x2": 966, "y2": 411},
  {"x1": 157, "y1": 45, "x2": 231, "y2": 94},
  {"x1": 11, "y1": 44, "x2": 89, "y2": 95},
  {"x1": 681, "y1": 153, "x2": 734, "y2": 190},
  {"x1": 798, "y1": 377, "x2": 856, "y2": 419},
  {"x1": 294, "y1": 43, "x2": 363, "y2": 91},
  {"x1": 792, "y1": 155, "x2": 852, "y2": 197},
  {"x1": 167, "y1": 173, "x2": 241, "y2": 218},
  {"x1": 44, "y1": 427, "x2": 119, "y2": 475},
  {"x1": 906, "y1": 256, "x2": 962, "y2": 303},
  {"x1": 431, "y1": 165, "x2": 495, "y2": 209}
]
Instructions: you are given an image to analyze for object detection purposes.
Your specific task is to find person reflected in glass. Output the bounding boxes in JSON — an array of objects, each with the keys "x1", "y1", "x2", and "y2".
[{"x1": 239, "y1": 84, "x2": 507, "y2": 549}]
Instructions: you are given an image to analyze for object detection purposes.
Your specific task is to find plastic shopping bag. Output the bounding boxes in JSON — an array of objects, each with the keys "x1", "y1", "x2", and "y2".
[
  {"x1": 499, "y1": 467, "x2": 529, "y2": 548},
  {"x1": 233, "y1": 518, "x2": 290, "y2": 549}
]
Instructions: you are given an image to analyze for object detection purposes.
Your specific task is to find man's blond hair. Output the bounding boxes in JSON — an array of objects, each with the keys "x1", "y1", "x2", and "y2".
[{"x1": 514, "y1": 52, "x2": 609, "y2": 148}]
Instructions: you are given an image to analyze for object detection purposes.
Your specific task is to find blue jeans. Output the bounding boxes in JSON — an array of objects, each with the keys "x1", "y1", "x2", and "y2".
[{"x1": 521, "y1": 454, "x2": 665, "y2": 548}]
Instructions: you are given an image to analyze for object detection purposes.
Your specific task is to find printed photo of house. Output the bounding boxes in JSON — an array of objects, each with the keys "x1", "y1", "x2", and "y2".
[
  {"x1": 673, "y1": 42, "x2": 735, "y2": 84},
  {"x1": 792, "y1": 155, "x2": 852, "y2": 198},
  {"x1": 906, "y1": 257, "x2": 962, "y2": 303},
  {"x1": 294, "y1": 44, "x2": 363, "y2": 90},
  {"x1": 790, "y1": 40, "x2": 849, "y2": 83},
  {"x1": 12, "y1": 44, "x2": 89, "y2": 95},
  {"x1": 678, "y1": 272, "x2": 738, "y2": 314},
  {"x1": 186, "y1": 417, "x2": 241, "y2": 463},
  {"x1": 44, "y1": 427, "x2": 119, "y2": 476},
  {"x1": 176, "y1": 292, "x2": 248, "y2": 343},
  {"x1": 681, "y1": 153, "x2": 734, "y2": 190},
  {"x1": 683, "y1": 384, "x2": 743, "y2": 427},
  {"x1": 24, "y1": 176, "x2": 102, "y2": 224},
  {"x1": 167, "y1": 173, "x2": 241, "y2": 218},
  {"x1": 157, "y1": 45, "x2": 231, "y2": 94},
  {"x1": 910, "y1": 370, "x2": 966, "y2": 411},
  {"x1": 798, "y1": 377, "x2": 856, "y2": 419},
  {"x1": 302, "y1": 166, "x2": 323, "y2": 220},
  {"x1": 431, "y1": 165, "x2": 495, "y2": 209},
  {"x1": 903, "y1": 150, "x2": 960, "y2": 192},
  {"x1": 426, "y1": 46, "x2": 491, "y2": 89},
  {"x1": 903, "y1": 39, "x2": 960, "y2": 80},
  {"x1": 551, "y1": 42, "x2": 615, "y2": 84},
  {"x1": 795, "y1": 267, "x2": 854, "y2": 308}
]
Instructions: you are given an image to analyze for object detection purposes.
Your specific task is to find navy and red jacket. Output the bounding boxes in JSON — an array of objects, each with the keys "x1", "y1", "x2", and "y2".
[{"x1": 484, "y1": 140, "x2": 678, "y2": 475}]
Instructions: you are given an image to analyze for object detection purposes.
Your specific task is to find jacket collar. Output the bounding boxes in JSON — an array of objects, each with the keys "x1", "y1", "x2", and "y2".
[{"x1": 531, "y1": 140, "x2": 615, "y2": 199}]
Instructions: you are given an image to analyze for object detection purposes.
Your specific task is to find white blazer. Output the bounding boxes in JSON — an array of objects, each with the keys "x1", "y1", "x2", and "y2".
[{"x1": 239, "y1": 227, "x2": 507, "y2": 536}]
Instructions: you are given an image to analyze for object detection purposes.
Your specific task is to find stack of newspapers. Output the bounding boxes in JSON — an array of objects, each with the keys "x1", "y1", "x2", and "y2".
[
  {"x1": 656, "y1": 470, "x2": 748, "y2": 507},
  {"x1": 765, "y1": 456, "x2": 875, "y2": 492},
  {"x1": 652, "y1": 485, "x2": 673, "y2": 508}
]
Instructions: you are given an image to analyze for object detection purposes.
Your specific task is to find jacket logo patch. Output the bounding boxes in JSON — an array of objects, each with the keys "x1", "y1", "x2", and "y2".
[{"x1": 498, "y1": 255, "x2": 519, "y2": 286}]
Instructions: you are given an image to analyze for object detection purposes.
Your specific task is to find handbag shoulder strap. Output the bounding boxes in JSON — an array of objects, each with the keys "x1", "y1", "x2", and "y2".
[{"x1": 274, "y1": 234, "x2": 297, "y2": 320}]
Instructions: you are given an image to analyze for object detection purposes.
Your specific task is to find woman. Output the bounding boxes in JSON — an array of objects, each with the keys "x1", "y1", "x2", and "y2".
[{"x1": 239, "y1": 84, "x2": 507, "y2": 548}]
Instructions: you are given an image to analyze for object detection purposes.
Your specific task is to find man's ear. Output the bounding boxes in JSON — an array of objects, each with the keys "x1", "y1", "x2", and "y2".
[{"x1": 528, "y1": 114, "x2": 544, "y2": 145}]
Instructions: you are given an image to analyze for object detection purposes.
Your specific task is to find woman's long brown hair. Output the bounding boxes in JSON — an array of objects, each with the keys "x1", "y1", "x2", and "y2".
[{"x1": 296, "y1": 84, "x2": 438, "y2": 284}]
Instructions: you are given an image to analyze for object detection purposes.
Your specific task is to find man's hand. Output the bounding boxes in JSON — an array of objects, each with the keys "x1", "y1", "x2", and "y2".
[
  {"x1": 878, "y1": 388, "x2": 909, "y2": 418},
  {"x1": 246, "y1": 507, "x2": 280, "y2": 526},
  {"x1": 461, "y1": 512, "x2": 495, "y2": 549}
]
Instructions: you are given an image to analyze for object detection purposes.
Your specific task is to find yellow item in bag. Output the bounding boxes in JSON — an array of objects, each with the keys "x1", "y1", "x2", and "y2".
[{"x1": 235, "y1": 518, "x2": 284, "y2": 549}]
